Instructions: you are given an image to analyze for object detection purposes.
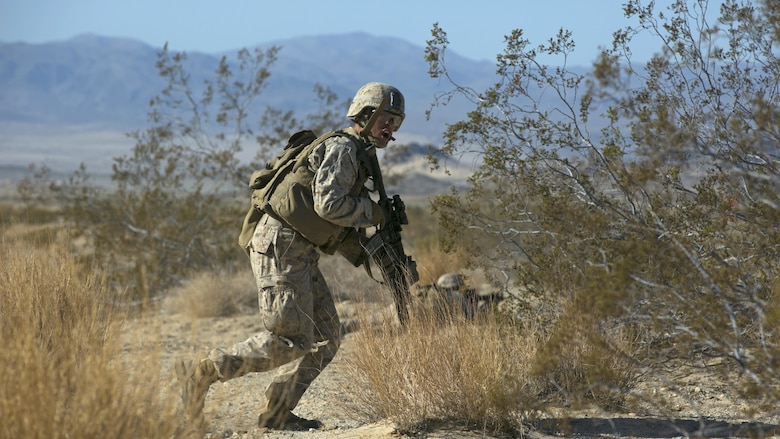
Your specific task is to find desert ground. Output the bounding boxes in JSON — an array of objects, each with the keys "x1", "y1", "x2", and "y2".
[
  {"x1": 122, "y1": 283, "x2": 780, "y2": 439},
  {"x1": 3, "y1": 179, "x2": 778, "y2": 438}
]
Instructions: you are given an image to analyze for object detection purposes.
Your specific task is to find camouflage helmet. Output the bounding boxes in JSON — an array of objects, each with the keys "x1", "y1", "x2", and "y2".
[
  {"x1": 436, "y1": 273, "x2": 464, "y2": 291},
  {"x1": 347, "y1": 82, "x2": 405, "y2": 129}
]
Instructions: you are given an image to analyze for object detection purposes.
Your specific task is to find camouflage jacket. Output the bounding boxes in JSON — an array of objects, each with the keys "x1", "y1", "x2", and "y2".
[{"x1": 308, "y1": 127, "x2": 376, "y2": 229}]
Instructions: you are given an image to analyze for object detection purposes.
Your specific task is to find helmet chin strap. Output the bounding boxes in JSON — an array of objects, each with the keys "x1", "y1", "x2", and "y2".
[{"x1": 359, "y1": 97, "x2": 389, "y2": 142}]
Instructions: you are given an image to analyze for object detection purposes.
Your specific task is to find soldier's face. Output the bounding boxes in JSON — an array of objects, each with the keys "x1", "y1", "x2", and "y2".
[{"x1": 371, "y1": 111, "x2": 401, "y2": 148}]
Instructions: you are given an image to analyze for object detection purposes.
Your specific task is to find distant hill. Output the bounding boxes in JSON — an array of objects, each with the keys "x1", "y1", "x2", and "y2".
[
  {"x1": 0, "y1": 32, "x2": 497, "y2": 131},
  {"x1": 0, "y1": 34, "x2": 162, "y2": 126},
  {"x1": 0, "y1": 32, "x2": 502, "y2": 176}
]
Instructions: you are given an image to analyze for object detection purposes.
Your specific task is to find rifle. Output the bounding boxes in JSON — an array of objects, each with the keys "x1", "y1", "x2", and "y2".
[
  {"x1": 357, "y1": 100, "x2": 419, "y2": 326},
  {"x1": 362, "y1": 153, "x2": 419, "y2": 326}
]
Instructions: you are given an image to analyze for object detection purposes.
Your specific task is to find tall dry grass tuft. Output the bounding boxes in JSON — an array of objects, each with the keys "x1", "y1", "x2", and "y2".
[
  {"x1": 411, "y1": 234, "x2": 468, "y2": 286},
  {"x1": 344, "y1": 297, "x2": 544, "y2": 434},
  {"x1": 165, "y1": 269, "x2": 257, "y2": 318},
  {"x1": 0, "y1": 234, "x2": 186, "y2": 438}
]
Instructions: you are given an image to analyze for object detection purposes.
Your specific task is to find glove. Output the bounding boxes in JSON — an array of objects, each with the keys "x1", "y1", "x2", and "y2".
[{"x1": 371, "y1": 202, "x2": 387, "y2": 228}]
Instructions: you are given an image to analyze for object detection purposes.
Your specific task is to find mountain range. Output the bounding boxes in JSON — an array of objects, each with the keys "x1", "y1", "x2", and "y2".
[{"x1": 0, "y1": 33, "x2": 499, "y2": 175}]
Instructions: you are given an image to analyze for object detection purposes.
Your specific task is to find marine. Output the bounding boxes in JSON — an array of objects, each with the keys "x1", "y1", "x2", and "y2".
[{"x1": 176, "y1": 82, "x2": 407, "y2": 431}]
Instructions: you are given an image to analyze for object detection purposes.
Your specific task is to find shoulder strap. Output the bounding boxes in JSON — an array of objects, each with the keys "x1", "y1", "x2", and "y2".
[{"x1": 290, "y1": 129, "x2": 363, "y2": 173}]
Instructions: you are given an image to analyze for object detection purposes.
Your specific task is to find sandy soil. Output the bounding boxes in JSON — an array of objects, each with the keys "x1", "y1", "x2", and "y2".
[{"x1": 121, "y1": 300, "x2": 780, "y2": 439}]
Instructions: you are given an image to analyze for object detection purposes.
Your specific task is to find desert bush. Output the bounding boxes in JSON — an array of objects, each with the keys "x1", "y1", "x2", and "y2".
[
  {"x1": 0, "y1": 199, "x2": 67, "y2": 246},
  {"x1": 0, "y1": 235, "x2": 185, "y2": 438},
  {"x1": 15, "y1": 45, "x2": 428, "y2": 318},
  {"x1": 0, "y1": 198, "x2": 61, "y2": 226},
  {"x1": 425, "y1": 0, "x2": 779, "y2": 414},
  {"x1": 17, "y1": 45, "x2": 350, "y2": 306},
  {"x1": 341, "y1": 276, "x2": 644, "y2": 435},
  {"x1": 344, "y1": 300, "x2": 543, "y2": 434},
  {"x1": 529, "y1": 304, "x2": 641, "y2": 411}
]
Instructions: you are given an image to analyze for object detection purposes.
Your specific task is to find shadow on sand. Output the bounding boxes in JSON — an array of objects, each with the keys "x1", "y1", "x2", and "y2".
[{"x1": 534, "y1": 417, "x2": 780, "y2": 438}]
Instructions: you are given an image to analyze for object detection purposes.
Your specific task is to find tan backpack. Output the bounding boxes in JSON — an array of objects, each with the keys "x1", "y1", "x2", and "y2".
[{"x1": 238, "y1": 129, "x2": 364, "y2": 252}]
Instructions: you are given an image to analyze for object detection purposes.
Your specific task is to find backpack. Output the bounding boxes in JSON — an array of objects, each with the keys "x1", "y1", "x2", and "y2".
[{"x1": 238, "y1": 129, "x2": 360, "y2": 253}]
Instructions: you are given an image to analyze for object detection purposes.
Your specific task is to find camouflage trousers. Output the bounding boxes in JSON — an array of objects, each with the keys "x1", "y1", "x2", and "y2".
[{"x1": 207, "y1": 215, "x2": 341, "y2": 414}]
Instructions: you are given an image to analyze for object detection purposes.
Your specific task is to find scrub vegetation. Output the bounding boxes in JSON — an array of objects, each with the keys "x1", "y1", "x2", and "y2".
[{"x1": 2, "y1": 1, "x2": 779, "y2": 437}]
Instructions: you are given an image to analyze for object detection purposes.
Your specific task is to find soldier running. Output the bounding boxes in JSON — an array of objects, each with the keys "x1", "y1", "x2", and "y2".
[{"x1": 176, "y1": 82, "x2": 406, "y2": 431}]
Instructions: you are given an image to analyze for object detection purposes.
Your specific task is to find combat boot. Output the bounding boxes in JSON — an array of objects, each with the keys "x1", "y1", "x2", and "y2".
[
  {"x1": 175, "y1": 358, "x2": 219, "y2": 427},
  {"x1": 258, "y1": 409, "x2": 323, "y2": 431}
]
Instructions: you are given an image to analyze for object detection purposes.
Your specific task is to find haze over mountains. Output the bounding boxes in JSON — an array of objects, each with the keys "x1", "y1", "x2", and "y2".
[{"x1": 0, "y1": 33, "x2": 500, "y2": 175}]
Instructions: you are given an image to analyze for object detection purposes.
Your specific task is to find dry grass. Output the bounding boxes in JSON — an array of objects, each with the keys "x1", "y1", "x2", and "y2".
[
  {"x1": 0, "y1": 202, "x2": 644, "y2": 438},
  {"x1": 0, "y1": 234, "x2": 189, "y2": 439},
  {"x1": 403, "y1": 205, "x2": 469, "y2": 286},
  {"x1": 342, "y1": 280, "x2": 646, "y2": 435},
  {"x1": 164, "y1": 269, "x2": 258, "y2": 318},
  {"x1": 320, "y1": 253, "x2": 388, "y2": 303},
  {"x1": 411, "y1": 233, "x2": 468, "y2": 286},
  {"x1": 343, "y1": 296, "x2": 545, "y2": 435},
  {"x1": 529, "y1": 312, "x2": 641, "y2": 411}
]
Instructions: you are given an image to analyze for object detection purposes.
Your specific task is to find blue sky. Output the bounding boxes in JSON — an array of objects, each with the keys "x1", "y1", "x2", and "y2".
[{"x1": 0, "y1": 0, "x2": 682, "y2": 65}]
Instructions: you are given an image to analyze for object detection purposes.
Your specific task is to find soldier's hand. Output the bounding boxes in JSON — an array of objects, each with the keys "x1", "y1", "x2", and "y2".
[{"x1": 371, "y1": 202, "x2": 387, "y2": 228}]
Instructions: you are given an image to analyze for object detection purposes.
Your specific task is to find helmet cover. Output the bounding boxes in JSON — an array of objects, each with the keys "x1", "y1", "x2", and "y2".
[
  {"x1": 436, "y1": 273, "x2": 464, "y2": 291},
  {"x1": 347, "y1": 82, "x2": 405, "y2": 129}
]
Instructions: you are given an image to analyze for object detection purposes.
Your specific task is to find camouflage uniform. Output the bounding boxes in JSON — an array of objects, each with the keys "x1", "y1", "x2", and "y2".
[
  {"x1": 206, "y1": 130, "x2": 374, "y2": 417},
  {"x1": 177, "y1": 82, "x2": 403, "y2": 430}
]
